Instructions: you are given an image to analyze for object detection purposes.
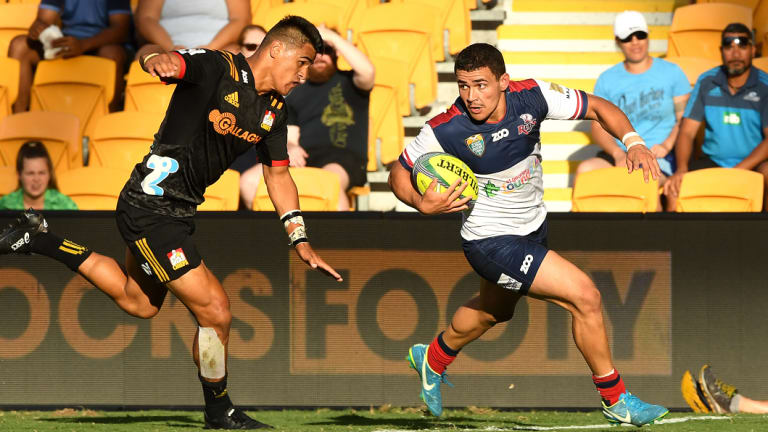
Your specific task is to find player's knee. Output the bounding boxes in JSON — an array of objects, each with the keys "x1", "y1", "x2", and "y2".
[
  {"x1": 573, "y1": 283, "x2": 602, "y2": 316},
  {"x1": 8, "y1": 35, "x2": 30, "y2": 59},
  {"x1": 201, "y1": 296, "x2": 232, "y2": 329},
  {"x1": 97, "y1": 45, "x2": 126, "y2": 65}
]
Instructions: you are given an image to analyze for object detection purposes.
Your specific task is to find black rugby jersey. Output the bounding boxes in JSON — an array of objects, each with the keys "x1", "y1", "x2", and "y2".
[{"x1": 120, "y1": 48, "x2": 289, "y2": 217}]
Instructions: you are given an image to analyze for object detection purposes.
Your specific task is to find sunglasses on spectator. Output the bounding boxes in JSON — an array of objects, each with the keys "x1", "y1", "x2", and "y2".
[
  {"x1": 242, "y1": 43, "x2": 259, "y2": 51},
  {"x1": 618, "y1": 31, "x2": 648, "y2": 43},
  {"x1": 721, "y1": 36, "x2": 752, "y2": 48}
]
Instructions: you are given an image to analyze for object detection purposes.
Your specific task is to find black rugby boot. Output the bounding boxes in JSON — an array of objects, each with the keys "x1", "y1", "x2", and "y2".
[
  {"x1": 0, "y1": 209, "x2": 48, "y2": 254},
  {"x1": 204, "y1": 407, "x2": 273, "y2": 430}
]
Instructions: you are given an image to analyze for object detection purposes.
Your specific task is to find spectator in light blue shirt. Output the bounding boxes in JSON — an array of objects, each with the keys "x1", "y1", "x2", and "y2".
[
  {"x1": 664, "y1": 23, "x2": 768, "y2": 211},
  {"x1": 576, "y1": 11, "x2": 691, "y2": 210}
]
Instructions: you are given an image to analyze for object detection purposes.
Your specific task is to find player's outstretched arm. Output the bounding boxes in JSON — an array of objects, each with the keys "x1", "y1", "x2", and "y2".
[
  {"x1": 263, "y1": 164, "x2": 343, "y2": 282},
  {"x1": 137, "y1": 44, "x2": 181, "y2": 79},
  {"x1": 388, "y1": 162, "x2": 470, "y2": 215},
  {"x1": 584, "y1": 94, "x2": 661, "y2": 182}
]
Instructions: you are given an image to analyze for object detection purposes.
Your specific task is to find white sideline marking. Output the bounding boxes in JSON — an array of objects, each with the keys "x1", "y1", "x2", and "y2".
[{"x1": 373, "y1": 415, "x2": 730, "y2": 431}]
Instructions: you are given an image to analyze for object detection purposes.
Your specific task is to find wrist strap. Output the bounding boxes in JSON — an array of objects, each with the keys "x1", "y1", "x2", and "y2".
[
  {"x1": 281, "y1": 209, "x2": 308, "y2": 246},
  {"x1": 141, "y1": 52, "x2": 160, "y2": 68},
  {"x1": 622, "y1": 131, "x2": 645, "y2": 151}
]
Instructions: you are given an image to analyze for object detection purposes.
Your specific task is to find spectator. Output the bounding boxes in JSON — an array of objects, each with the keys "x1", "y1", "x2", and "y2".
[
  {"x1": 682, "y1": 365, "x2": 768, "y2": 414},
  {"x1": 239, "y1": 26, "x2": 375, "y2": 211},
  {"x1": 664, "y1": 23, "x2": 768, "y2": 211},
  {"x1": 576, "y1": 11, "x2": 690, "y2": 210},
  {"x1": 135, "y1": 0, "x2": 250, "y2": 53},
  {"x1": 239, "y1": 24, "x2": 266, "y2": 58},
  {"x1": 7, "y1": 0, "x2": 132, "y2": 113},
  {"x1": 0, "y1": 141, "x2": 77, "y2": 210}
]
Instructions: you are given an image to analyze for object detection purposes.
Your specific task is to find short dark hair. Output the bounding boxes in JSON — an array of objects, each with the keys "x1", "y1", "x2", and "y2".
[
  {"x1": 454, "y1": 43, "x2": 506, "y2": 79},
  {"x1": 722, "y1": 22, "x2": 753, "y2": 40},
  {"x1": 263, "y1": 15, "x2": 323, "y2": 55},
  {"x1": 239, "y1": 24, "x2": 267, "y2": 46},
  {"x1": 16, "y1": 141, "x2": 57, "y2": 190}
]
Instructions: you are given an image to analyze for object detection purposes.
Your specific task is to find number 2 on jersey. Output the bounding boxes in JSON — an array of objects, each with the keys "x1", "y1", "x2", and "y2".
[{"x1": 141, "y1": 155, "x2": 179, "y2": 196}]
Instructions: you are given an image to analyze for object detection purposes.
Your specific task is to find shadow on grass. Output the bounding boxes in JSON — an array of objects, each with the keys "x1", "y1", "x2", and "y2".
[
  {"x1": 306, "y1": 413, "x2": 538, "y2": 430},
  {"x1": 39, "y1": 414, "x2": 199, "y2": 427}
]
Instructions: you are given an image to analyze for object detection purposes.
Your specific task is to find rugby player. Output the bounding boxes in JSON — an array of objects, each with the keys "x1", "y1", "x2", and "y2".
[
  {"x1": 0, "y1": 16, "x2": 342, "y2": 430},
  {"x1": 389, "y1": 43, "x2": 668, "y2": 426}
]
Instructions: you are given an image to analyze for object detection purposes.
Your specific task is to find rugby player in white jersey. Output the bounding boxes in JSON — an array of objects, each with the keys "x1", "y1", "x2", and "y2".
[{"x1": 389, "y1": 43, "x2": 667, "y2": 426}]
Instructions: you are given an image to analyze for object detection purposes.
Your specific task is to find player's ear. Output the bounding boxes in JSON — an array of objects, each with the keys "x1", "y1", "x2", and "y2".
[
  {"x1": 498, "y1": 72, "x2": 510, "y2": 91},
  {"x1": 269, "y1": 40, "x2": 283, "y2": 59}
]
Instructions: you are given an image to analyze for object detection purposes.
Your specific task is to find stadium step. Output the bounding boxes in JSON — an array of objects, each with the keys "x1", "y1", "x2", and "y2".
[
  {"x1": 511, "y1": 0, "x2": 675, "y2": 13},
  {"x1": 497, "y1": 24, "x2": 669, "y2": 52}
]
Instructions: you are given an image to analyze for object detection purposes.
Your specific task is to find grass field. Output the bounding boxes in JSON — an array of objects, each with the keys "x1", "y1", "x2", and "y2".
[{"x1": 1, "y1": 407, "x2": 766, "y2": 432}]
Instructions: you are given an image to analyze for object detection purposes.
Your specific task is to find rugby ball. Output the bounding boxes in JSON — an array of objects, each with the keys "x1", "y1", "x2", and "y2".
[{"x1": 412, "y1": 152, "x2": 479, "y2": 202}]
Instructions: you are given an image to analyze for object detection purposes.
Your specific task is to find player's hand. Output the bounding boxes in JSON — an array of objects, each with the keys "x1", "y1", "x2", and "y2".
[
  {"x1": 287, "y1": 144, "x2": 308, "y2": 167},
  {"x1": 28, "y1": 20, "x2": 49, "y2": 41},
  {"x1": 626, "y1": 145, "x2": 660, "y2": 182},
  {"x1": 650, "y1": 144, "x2": 670, "y2": 158},
  {"x1": 663, "y1": 171, "x2": 686, "y2": 198},
  {"x1": 52, "y1": 36, "x2": 83, "y2": 58},
  {"x1": 295, "y1": 242, "x2": 343, "y2": 282},
  {"x1": 144, "y1": 52, "x2": 179, "y2": 78},
  {"x1": 417, "y1": 178, "x2": 471, "y2": 215}
]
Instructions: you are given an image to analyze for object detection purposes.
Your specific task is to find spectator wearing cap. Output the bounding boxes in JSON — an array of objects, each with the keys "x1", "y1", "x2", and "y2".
[
  {"x1": 576, "y1": 10, "x2": 690, "y2": 210},
  {"x1": 664, "y1": 23, "x2": 768, "y2": 211}
]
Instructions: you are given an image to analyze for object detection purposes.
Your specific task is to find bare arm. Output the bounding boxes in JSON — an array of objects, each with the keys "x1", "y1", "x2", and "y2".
[
  {"x1": 317, "y1": 26, "x2": 375, "y2": 91},
  {"x1": 67, "y1": 13, "x2": 131, "y2": 53},
  {"x1": 655, "y1": 94, "x2": 690, "y2": 157},
  {"x1": 135, "y1": 0, "x2": 176, "y2": 50},
  {"x1": 388, "y1": 162, "x2": 469, "y2": 215},
  {"x1": 203, "y1": 0, "x2": 250, "y2": 50},
  {"x1": 28, "y1": 8, "x2": 59, "y2": 40},
  {"x1": 583, "y1": 93, "x2": 661, "y2": 181},
  {"x1": 590, "y1": 121, "x2": 626, "y2": 163},
  {"x1": 735, "y1": 127, "x2": 768, "y2": 170},
  {"x1": 263, "y1": 164, "x2": 342, "y2": 281},
  {"x1": 286, "y1": 125, "x2": 308, "y2": 167}
]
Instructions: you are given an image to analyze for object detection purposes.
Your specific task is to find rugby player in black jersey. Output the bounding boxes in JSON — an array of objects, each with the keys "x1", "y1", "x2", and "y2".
[{"x1": 0, "y1": 16, "x2": 342, "y2": 430}]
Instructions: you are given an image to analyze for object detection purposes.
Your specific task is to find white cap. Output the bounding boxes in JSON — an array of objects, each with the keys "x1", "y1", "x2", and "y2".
[{"x1": 614, "y1": 11, "x2": 649, "y2": 39}]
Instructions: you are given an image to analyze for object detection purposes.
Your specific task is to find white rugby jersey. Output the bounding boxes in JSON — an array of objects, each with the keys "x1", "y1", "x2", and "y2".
[{"x1": 399, "y1": 79, "x2": 589, "y2": 241}]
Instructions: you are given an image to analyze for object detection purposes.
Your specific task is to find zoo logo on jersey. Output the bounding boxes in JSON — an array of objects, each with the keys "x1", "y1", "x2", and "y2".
[
  {"x1": 208, "y1": 109, "x2": 262, "y2": 143},
  {"x1": 517, "y1": 113, "x2": 537, "y2": 135},
  {"x1": 465, "y1": 134, "x2": 485, "y2": 156},
  {"x1": 167, "y1": 248, "x2": 189, "y2": 271}
]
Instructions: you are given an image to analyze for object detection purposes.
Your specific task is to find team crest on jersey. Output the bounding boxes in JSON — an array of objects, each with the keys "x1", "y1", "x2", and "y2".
[
  {"x1": 464, "y1": 134, "x2": 485, "y2": 156},
  {"x1": 167, "y1": 248, "x2": 189, "y2": 271},
  {"x1": 517, "y1": 113, "x2": 537, "y2": 135},
  {"x1": 224, "y1": 91, "x2": 239, "y2": 108},
  {"x1": 261, "y1": 111, "x2": 275, "y2": 131}
]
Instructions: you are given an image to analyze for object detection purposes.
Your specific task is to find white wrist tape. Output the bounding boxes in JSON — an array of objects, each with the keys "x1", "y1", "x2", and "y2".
[
  {"x1": 280, "y1": 209, "x2": 308, "y2": 246},
  {"x1": 622, "y1": 131, "x2": 645, "y2": 150},
  {"x1": 288, "y1": 225, "x2": 308, "y2": 246}
]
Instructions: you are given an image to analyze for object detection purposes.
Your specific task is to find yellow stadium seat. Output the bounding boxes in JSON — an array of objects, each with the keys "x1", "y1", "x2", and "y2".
[
  {"x1": 356, "y1": 4, "x2": 437, "y2": 109},
  {"x1": 30, "y1": 55, "x2": 116, "y2": 137},
  {"x1": 125, "y1": 60, "x2": 176, "y2": 113},
  {"x1": 252, "y1": 167, "x2": 340, "y2": 211},
  {"x1": 372, "y1": 56, "x2": 411, "y2": 116},
  {"x1": 357, "y1": 2, "x2": 444, "y2": 61},
  {"x1": 399, "y1": 0, "x2": 471, "y2": 56},
  {"x1": 199, "y1": 169, "x2": 240, "y2": 211},
  {"x1": 664, "y1": 56, "x2": 721, "y2": 86},
  {"x1": 0, "y1": 111, "x2": 81, "y2": 172},
  {"x1": 756, "y1": 1, "x2": 768, "y2": 50},
  {"x1": 57, "y1": 166, "x2": 128, "y2": 210},
  {"x1": 0, "y1": 57, "x2": 20, "y2": 123},
  {"x1": 753, "y1": 56, "x2": 768, "y2": 72},
  {"x1": 0, "y1": 165, "x2": 16, "y2": 197},
  {"x1": 465, "y1": 0, "x2": 478, "y2": 10},
  {"x1": 676, "y1": 168, "x2": 764, "y2": 212},
  {"x1": 5, "y1": 0, "x2": 41, "y2": 3},
  {"x1": 668, "y1": 3, "x2": 753, "y2": 60},
  {"x1": 292, "y1": 0, "x2": 375, "y2": 40},
  {"x1": 369, "y1": 84, "x2": 404, "y2": 171},
  {"x1": 0, "y1": 4, "x2": 37, "y2": 60},
  {"x1": 255, "y1": 1, "x2": 345, "y2": 33},
  {"x1": 572, "y1": 167, "x2": 659, "y2": 213},
  {"x1": 89, "y1": 111, "x2": 163, "y2": 172}
]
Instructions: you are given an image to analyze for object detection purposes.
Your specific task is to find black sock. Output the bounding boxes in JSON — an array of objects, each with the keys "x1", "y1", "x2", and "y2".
[
  {"x1": 30, "y1": 232, "x2": 92, "y2": 272},
  {"x1": 200, "y1": 374, "x2": 232, "y2": 417}
]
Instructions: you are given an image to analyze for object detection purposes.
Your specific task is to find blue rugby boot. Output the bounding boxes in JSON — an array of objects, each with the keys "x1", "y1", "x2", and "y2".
[
  {"x1": 602, "y1": 392, "x2": 669, "y2": 426},
  {"x1": 406, "y1": 343, "x2": 453, "y2": 417}
]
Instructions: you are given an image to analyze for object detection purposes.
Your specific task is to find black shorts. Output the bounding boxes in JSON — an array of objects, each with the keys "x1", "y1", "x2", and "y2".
[
  {"x1": 306, "y1": 147, "x2": 367, "y2": 189},
  {"x1": 688, "y1": 155, "x2": 721, "y2": 171},
  {"x1": 115, "y1": 199, "x2": 202, "y2": 284},
  {"x1": 462, "y1": 221, "x2": 549, "y2": 296}
]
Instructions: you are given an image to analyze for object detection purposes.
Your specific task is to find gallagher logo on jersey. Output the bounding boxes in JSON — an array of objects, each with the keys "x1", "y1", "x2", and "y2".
[
  {"x1": 261, "y1": 111, "x2": 275, "y2": 131},
  {"x1": 464, "y1": 134, "x2": 485, "y2": 156},
  {"x1": 518, "y1": 113, "x2": 537, "y2": 135},
  {"x1": 209, "y1": 109, "x2": 262, "y2": 143}
]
